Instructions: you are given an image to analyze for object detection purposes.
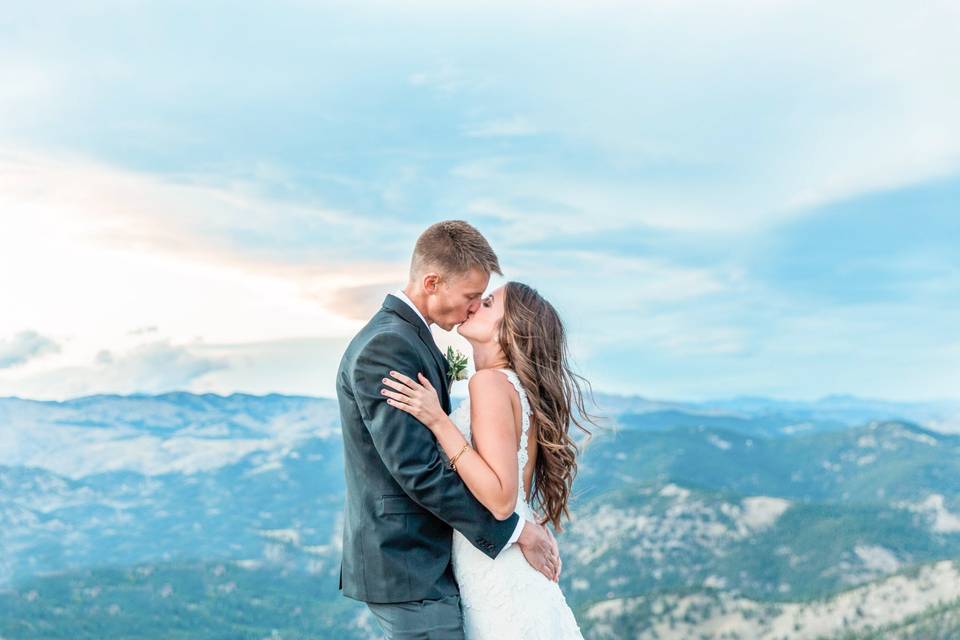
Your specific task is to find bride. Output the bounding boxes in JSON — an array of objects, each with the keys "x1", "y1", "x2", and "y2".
[{"x1": 381, "y1": 281, "x2": 596, "y2": 639}]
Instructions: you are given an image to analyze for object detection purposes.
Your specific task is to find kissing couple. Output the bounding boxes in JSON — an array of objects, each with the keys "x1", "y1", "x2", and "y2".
[{"x1": 336, "y1": 220, "x2": 596, "y2": 639}]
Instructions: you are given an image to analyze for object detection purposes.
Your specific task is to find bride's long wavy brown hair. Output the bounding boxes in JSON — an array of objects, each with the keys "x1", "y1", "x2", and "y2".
[{"x1": 498, "y1": 281, "x2": 599, "y2": 532}]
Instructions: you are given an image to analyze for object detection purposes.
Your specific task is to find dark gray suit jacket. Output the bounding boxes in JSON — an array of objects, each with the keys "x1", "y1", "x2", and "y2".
[{"x1": 336, "y1": 293, "x2": 521, "y2": 604}]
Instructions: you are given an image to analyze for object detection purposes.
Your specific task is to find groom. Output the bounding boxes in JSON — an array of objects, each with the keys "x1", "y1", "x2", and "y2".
[{"x1": 336, "y1": 220, "x2": 561, "y2": 638}]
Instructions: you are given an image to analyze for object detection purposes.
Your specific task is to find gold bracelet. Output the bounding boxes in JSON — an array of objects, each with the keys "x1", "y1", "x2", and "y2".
[{"x1": 449, "y1": 443, "x2": 470, "y2": 470}]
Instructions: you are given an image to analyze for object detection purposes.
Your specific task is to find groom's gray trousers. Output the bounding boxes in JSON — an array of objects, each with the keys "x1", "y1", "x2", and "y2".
[{"x1": 367, "y1": 593, "x2": 465, "y2": 639}]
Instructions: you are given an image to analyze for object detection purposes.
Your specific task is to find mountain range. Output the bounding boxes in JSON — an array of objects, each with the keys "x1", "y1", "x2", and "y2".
[{"x1": 2, "y1": 390, "x2": 959, "y2": 638}]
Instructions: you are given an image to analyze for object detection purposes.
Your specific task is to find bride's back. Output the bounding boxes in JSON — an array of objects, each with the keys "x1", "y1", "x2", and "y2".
[
  {"x1": 498, "y1": 367, "x2": 538, "y2": 505},
  {"x1": 451, "y1": 366, "x2": 538, "y2": 515}
]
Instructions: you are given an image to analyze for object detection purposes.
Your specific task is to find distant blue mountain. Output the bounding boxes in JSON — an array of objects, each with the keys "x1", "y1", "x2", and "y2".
[{"x1": 2, "y1": 390, "x2": 960, "y2": 637}]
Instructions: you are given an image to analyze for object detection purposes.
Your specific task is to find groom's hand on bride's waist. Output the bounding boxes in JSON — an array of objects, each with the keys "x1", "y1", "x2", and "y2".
[{"x1": 517, "y1": 519, "x2": 561, "y2": 582}]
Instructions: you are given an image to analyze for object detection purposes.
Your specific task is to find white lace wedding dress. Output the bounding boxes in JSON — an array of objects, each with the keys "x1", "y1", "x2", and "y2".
[{"x1": 449, "y1": 368, "x2": 584, "y2": 639}]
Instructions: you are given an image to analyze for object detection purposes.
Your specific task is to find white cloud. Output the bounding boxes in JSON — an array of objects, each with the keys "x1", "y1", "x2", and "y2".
[
  {"x1": 328, "y1": 282, "x2": 398, "y2": 321},
  {"x1": 0, "y1": 2, "x2": 955, "y2": 402},
  {"x1": 0, "y1": 149, "x2": 396, "y2": 339},
  {"x1": 655, "y1": 325, "x2": 749, "y2": 357},
  {"x1": 435, "y1": 2, "x2": 960, "y2": 232},
  {"x1": 0, "y1": 149, "x2": 410, "y2": 398},
  {"x1": 449, "y1": 158, "x2": 509, "y2": 180},
  {"x1": 464, "y1": 116, "x2": 539, "y2": 138},
  {"x1": 507, "y1": 249, "x2": 744, "y2": 305},
  {"x1": 0, "y1": 331, "x2": 60, "y2": 369},
  {"x1": 5, "y1": 2, "x2": 958, "y2": 237},
  {"x1": 3, "y1": 339, "x2": 228, "y2": 399},
  {"x1": 0, "y1": 334, "x2": 351, "y2": 401},
  {"x1": 409, "y1": 61, "x2": 490, "y2": 95}
]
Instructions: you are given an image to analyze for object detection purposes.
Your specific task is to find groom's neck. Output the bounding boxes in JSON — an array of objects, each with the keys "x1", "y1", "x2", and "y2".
[{"x1": 402, "y1": 286, "x2": 434, "y2": 325}]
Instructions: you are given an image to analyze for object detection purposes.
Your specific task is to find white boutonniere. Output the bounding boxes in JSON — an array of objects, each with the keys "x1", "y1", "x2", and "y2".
[{"x1": 444, "y1": 346, "x2": 469, "y2": 383}]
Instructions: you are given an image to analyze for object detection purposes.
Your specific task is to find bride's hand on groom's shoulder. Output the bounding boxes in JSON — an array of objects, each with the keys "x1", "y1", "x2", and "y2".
[{"x1": 380, "y1": 370, "x2": 446, "y2": 431}]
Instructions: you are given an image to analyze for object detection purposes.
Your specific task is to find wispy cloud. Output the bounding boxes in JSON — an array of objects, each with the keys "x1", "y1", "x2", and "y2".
[
  {"x1": 99, "y1": 340, "x2": 229, "y2": 392},
  {"x1": 3, "y1": 339, "x2": 228, "y2": 399},
  {"x1": 0, "y1": 148, "x2": 410, "y2": 399},
  {"x1": 0, "y1": 148, "x2": 402, "y2": 314},
  {"x1": 0, "y1": 1, "x2": 956, "y2": 401},
  {"x1": 409, "y1": 61, "x2": 486, "y2": 95},
  {"x1": 0, "y1": 331, "x2": 61, "y2": 369},
  {"x1": 464, "y1": 116, "x2": 539, "y2": 138},
  {"x1": 503, "y1": 249, "x2": 743, "y2": 307},
  {"x1": 327, "y1": 283, "x2": 398, "y2": 321}
]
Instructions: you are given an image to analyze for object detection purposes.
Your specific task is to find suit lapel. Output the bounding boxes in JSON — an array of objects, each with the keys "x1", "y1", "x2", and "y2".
[{"x1": 382, "y1": 294, "x2": 451, "y2": 405}]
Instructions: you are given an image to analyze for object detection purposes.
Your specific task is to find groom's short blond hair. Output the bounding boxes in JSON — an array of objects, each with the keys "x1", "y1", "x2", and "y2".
[{"x1": 410, "y1": 220, "x2": 502, "y2": 281}]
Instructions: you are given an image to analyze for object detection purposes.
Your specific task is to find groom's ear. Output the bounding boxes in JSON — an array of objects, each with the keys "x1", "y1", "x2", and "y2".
[{"x1": 423, "y1": 272, "x2": 441, "y2": 294}]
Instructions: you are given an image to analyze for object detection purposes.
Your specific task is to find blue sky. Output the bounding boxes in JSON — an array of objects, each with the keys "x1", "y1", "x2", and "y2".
[{"x1": 0, "y1": 1, "x2": 957, "y2": 402}]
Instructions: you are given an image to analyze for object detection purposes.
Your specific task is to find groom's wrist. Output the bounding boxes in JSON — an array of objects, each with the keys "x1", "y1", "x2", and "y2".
[
  {"x1": 516, "y1": 518, "x2": 538, "y2": 548},
  {"x1": 506, "y1": 515, "x2": 524, "y2": 547}
]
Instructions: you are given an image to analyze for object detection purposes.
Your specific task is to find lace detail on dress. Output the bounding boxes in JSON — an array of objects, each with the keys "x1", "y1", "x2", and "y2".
[{"x1": 447, "y1": 367, "x2": 584, "y2": 639}]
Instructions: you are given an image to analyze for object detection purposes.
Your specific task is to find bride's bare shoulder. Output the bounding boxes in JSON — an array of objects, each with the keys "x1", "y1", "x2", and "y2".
[
  {"x1": 468, "y1": 369, "x2": 519, "y2": 446},
  {"x1": 467, "y1": 368, "x2": 515, "y2": 402},
  {"x1": 468, "y1": 368, "x2": 513, "y2": 388}
]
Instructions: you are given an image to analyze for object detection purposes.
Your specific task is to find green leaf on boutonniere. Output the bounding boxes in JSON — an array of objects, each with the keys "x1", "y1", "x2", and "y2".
[{"x1": 445, "y1": 345, "x2": 469, "y2": 383}]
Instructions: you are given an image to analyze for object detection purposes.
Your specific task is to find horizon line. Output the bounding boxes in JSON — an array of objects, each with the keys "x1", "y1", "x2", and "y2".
[{"x1": 0, "y1": 389, "x2": 956, "y2": 407}]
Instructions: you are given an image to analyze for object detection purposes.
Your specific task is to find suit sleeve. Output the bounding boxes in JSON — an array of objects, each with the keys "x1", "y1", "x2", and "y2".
[{"x1": 352, "y1": 331, "x2": 520, "y2": 558}]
